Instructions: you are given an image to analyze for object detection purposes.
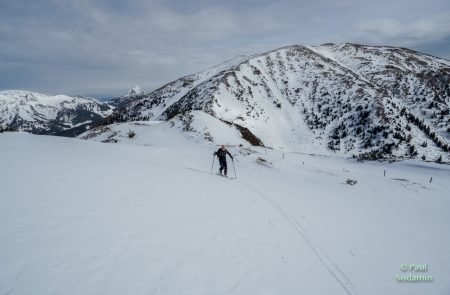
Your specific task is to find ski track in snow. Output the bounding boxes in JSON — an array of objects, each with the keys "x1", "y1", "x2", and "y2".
[
  {"x1": 225, "y1": 266, "x2": 252, "y2": 294},
  {"x1": 185, "y1": 167, "x2": 236, "y2": 179},
  {"x1": 0, "y1": 265, "x2": 28, "y2": 295},
  {"x1": 185, "y1": 164, "x2": 358, "y2": 294},
  {"x1": 236, "y1": 181, "x2": 359, "y2": 295}
]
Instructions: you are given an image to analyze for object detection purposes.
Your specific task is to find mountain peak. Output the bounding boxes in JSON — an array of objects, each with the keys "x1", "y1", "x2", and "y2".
[
  {"x1": 127, "y1": 85, "x2": 144, "y2": 96},
  {"x1": 100, "y1": 43, "x2": 449, "y2": 161}
]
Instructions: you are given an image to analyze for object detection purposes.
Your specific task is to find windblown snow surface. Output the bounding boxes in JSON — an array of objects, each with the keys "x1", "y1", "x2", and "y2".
[{"x1": 1, "y1": 130, "x2": 450, "y2": 295}]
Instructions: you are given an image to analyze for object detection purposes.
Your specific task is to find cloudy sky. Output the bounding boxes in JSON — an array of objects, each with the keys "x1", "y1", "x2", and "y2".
[{"x1": 1, "y1": 0, "x2": 449, "y2": 97}]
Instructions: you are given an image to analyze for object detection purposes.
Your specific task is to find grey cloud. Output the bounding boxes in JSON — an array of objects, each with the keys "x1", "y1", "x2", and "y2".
[
  {"x1": 354, "y1": 14, "x2": 450, "y2": 47},
  {"x1": 0, "y1": 0, "x2": 449, "y2": 97}
]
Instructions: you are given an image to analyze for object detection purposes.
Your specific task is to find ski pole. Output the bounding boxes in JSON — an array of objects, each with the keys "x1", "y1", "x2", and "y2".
[
  {"x1": 211, "y1": 153, "x2": 215, "y2": 174},
  {"x1": 232, "y1": 159, "x2": 237, "y2": 179}
]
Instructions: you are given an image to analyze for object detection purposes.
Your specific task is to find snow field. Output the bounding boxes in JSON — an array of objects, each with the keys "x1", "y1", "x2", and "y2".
[{"x1": 1, "y1": 132, "x2": 449, "y2": 294}]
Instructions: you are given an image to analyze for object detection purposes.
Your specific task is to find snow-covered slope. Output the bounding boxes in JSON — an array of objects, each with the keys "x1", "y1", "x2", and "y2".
[
  {"x1": 1, "y1": 132, "x2": 449, "y2": 294},
  {"x1": 314, "y1": 43, "x2": 450, "y2": 142},
  {"x1": 121, "y1": 55, "x2": 249, "y2": 121},
  {"x1": 79, "y1": 114, "x2": 250, "y2": 148},
  {"x1": 95, "y1": 44, "x2": 449, "y2": 161},
  {"x1": 0, "y1": 90, "x2": 113, "y2": 135}
]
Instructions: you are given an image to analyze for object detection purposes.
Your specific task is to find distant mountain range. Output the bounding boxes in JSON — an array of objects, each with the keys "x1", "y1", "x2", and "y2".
[
  {"x1": 0, "y1": 87, "x2": 144, "y2": 136},
  {"x1": 2, "y1": 43, "x2": 450, "y2": 161}
]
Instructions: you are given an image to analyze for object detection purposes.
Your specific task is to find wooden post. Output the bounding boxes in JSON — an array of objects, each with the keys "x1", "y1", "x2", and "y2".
[
  {"x1": 429, "y1": 177, "x2": 432, "y2": 183},
  {"x1": 384, "y1": 170, "x2": 386, "y2": 177}
]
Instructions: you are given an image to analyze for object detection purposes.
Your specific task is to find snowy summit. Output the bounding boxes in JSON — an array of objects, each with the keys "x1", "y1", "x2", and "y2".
[{"x1": 127, "y1": 85, "x2": 144, "y2": 97}]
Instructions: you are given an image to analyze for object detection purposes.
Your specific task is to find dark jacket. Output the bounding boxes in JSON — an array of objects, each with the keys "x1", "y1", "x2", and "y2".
[{"x1": 215, "y1": 148, "x2": 233, "y2": 161}]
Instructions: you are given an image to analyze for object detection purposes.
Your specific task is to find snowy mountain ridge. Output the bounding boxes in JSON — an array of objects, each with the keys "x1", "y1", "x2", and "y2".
[
  {"x1": 0, "y1": 90, "x2": 113, "y2": 135},
  {"x1": 86, "y1": 43, "x2": 450, "y2": 161}
]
